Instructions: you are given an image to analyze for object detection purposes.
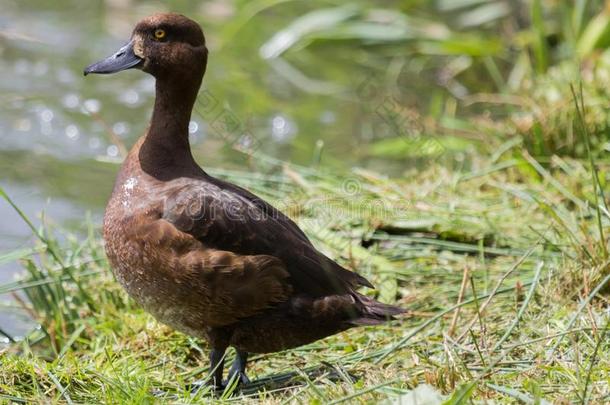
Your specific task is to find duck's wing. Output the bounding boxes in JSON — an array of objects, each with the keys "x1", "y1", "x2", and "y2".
[
  {"x1": 208, "y1": 177, "x2": 312, "y2": 244},
  {"x1": 160, "y1": 177, "x2": 372, "y2": 297},
  {"x1": 134, "y1": 219, "x2": 292, "y2": 327}
]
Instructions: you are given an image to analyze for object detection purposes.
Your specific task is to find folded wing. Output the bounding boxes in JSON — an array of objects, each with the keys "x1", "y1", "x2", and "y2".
[{"x1": 160, "y1": 176, "x2": 372, "y2": 298}]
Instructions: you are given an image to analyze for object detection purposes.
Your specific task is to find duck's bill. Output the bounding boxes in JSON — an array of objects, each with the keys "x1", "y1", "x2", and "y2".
[{"x1": 84, "y1": 40, "x2": 142, "y2": 76}]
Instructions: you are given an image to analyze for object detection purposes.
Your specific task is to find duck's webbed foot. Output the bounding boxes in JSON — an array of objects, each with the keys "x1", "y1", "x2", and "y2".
[{"x1": 224, "y1": 350, "x2": 250, "y2": 386}]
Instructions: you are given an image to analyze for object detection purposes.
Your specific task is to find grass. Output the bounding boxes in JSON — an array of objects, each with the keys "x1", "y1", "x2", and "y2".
[{"x1": 0, "y1": 134, "x2": 608, "y2": 403}]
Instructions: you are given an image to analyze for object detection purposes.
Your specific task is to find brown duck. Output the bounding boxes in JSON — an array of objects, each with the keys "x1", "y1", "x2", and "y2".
[{"x1": 84, "y1": 13, "x2": 404, "y2": 388}]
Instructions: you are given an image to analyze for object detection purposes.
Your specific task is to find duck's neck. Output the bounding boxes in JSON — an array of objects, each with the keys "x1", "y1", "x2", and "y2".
[{"x1": 138, "y1": 75, "x2": 203, "y2": 178}]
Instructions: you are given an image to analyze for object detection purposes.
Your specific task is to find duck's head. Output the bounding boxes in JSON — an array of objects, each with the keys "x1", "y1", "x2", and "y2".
[{"x1": 84, "y1": 13, "x2": 207, "y2": 80}]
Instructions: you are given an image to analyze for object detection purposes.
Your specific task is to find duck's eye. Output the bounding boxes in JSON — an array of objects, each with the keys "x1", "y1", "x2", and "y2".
[{"x1": 154, "y1": 29, "x2": 166, "y2": 40}]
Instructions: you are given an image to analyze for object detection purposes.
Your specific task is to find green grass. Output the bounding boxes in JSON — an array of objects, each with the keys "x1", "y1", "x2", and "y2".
[{"x1": 0, "y1": 136, "x2": 608, "y2": 403}]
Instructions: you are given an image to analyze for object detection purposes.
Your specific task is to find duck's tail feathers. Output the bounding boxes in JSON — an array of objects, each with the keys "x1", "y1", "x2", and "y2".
[{"x1": 350, "y1": 294, "x2": 406, "y2": 326}]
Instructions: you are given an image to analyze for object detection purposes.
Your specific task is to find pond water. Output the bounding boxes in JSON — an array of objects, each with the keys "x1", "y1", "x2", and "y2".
[{"x1": 0, "y1": 0, "x2": 457, "y2": 339}]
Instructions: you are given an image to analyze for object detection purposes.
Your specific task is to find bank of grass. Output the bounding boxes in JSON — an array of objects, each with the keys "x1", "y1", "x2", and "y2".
[{"x1": 0, "y1": 131, "x2": 608, "y2": 403}]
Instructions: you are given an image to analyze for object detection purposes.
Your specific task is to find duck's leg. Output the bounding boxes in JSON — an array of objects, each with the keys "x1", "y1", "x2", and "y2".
[
  {"x1": 188, "y1": 347, "x2": 226, "y2": 393},
  {"x1": 209, "y1": 347, "x2": 226, "y2": 388},
  {"x1": 225, "y1": 350, "x2": 250, "y2": 386}
]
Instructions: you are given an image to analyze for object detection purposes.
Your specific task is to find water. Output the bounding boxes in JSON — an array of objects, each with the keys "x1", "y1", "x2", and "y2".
[{"x1": 0, "y1": 1, "x2": 447, "y2": 336}]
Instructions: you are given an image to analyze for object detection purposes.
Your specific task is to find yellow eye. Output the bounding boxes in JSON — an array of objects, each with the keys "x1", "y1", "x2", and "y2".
[{"x1": 154, "y1": 29, "x2": 166, "y2": 40}]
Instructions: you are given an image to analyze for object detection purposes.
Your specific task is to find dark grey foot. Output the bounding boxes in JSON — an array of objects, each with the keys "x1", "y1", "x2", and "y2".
[
  {"x1": 224, "y1": 371, "x2": 250, "y2": 386},
  {"x1": 224, "y1": 350, "x2": 250, "y2": 387}
]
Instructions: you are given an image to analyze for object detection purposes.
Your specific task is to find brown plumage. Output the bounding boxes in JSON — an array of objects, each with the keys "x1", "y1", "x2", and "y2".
[{"x1": 84, "y1": 12, "x2": 404, "y2": 388}]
